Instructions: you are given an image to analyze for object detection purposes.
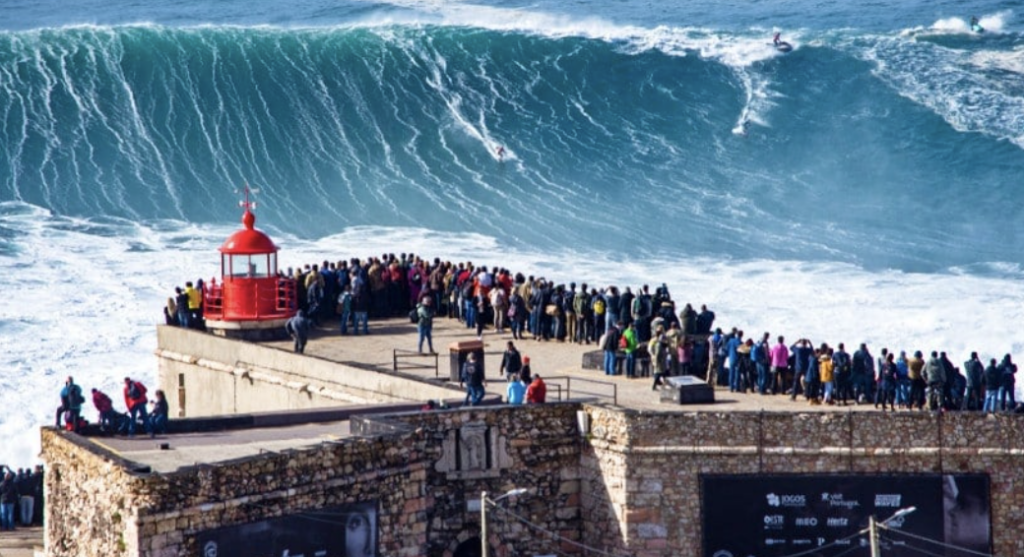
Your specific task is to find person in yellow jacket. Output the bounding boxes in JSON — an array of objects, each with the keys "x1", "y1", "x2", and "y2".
[
  {"x1": 819, "y1": 345, "x2": 835, "y2": 404},
  {"x1": 184, "y1": 281, "x2": 201, "y2": 329}
]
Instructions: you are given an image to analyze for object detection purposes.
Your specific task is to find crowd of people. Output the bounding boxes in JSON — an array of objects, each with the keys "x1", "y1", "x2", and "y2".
[
  {"x1": 54, "y1": 376, "x2": 169, "y2": 438},
  {"x1": 0, "y1": 464, "x2": 43, "y2": 530},
  {"x1": 165, "y1": 252, "x2": 1019, "y2": 414},
  {"x1": 708, "y1": 331, "x2": 1020, "y2": 413}
]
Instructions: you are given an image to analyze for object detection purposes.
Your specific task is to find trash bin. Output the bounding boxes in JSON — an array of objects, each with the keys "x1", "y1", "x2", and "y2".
[{"x1": 449, "y1": 340, "x2": 485, "y2": 382}]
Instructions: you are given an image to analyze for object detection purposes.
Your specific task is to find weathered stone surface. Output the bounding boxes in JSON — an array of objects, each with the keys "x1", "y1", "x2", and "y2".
[{"x1": 42, "y1": 406, "x2": 1024, "y2": 557}]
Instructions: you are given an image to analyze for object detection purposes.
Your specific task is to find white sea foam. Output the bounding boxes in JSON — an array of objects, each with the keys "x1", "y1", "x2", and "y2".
[
  {"x1": 2, "y1": 210, "x2": 1023, "y2": 467},
  {"x1": 859, "y1": 34, "x2": 1024, "y2": 149}
]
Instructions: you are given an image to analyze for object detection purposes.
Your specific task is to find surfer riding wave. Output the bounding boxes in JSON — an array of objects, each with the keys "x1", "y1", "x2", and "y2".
[{"x1": 773, "y1": 32, "x2": 793, "y2": 52}]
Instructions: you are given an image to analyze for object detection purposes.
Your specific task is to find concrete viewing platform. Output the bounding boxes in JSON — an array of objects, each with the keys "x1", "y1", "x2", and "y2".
[
  {"x1": 257, "y1": 313, "x2": 877, "y2": 413},
  {"x1": 89, "y1": 314, "x2": 887, "y2": 475}
]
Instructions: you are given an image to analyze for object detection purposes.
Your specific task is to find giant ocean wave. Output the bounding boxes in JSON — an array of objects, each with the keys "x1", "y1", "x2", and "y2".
[{"x1": 0, "y1": 21, "x2": 1022, "y2": 271}]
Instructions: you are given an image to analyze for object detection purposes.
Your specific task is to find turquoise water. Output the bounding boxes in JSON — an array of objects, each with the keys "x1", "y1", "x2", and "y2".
[{"x1": 0, "y1": 3, "x2": 1021, "y2": 270}]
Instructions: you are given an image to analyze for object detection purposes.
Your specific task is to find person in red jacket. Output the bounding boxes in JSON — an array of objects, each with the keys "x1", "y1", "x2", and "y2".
[
  {"x1": 123, "y1": 377, "x2": 149, "y2": 437},
  {"x1": 91, "y1": 388, "x2": 119, "y2": 434},
  {"x1": 525, "y1": 374, "x2": 547, "y2": 404}
]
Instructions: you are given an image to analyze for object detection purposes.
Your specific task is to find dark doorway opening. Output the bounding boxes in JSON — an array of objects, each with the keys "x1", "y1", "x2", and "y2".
[{"x1": 453, "y1": 536, "x2": 484, "y2": 557}]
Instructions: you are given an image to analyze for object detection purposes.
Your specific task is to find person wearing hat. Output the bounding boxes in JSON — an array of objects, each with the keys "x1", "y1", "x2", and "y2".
[{"x1": 520, "y1": 356, "x2": 532, "y2": 384}]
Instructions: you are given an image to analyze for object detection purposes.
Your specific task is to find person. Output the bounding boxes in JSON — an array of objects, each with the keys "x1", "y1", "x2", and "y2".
[
  {"x1": 907, "y1": 350, "x2": 926, "y2": 410},
  {"x1": 460, "y1": 352, "x2": 485, "y2": 407},
  {"x1": 285, "y1": 309, "x2": 312, "y2": 353},
  {"x1": 30, "y1": 465, "x2": 43, "y2": 526},
  {"x1": 416, "y1": 295, "x2": 436, "y2": 354},
  {"x1": 163, "y1": 296, "x2": 177, "y2": 326},
  {"x1": 185, "y1": 281, "x2": 202, "y2": 329},
  {"x1": 148, "y1": 390, "x2": 169, "y2": 438},
  {"x1": 924, "y1": 351, "x2": 945, "y2": 411},
  {"x1": 875, "y1": 352, "x2": 897, "y2": 411},
  {"x1": 0, "y1": 472, "x2": 15, "y2": 531},
  {"x1": 707, "y1": 328, "x2": 724, "y2": 387},
  {"x1": 768, "y1": 336, "x2": 789, "y2": 396},
  {"x1": 820, "y1": 346, "x2": 835, "y2": 404},
  {"x1": 506, "y1": 373, "x2": 527, "y2": 405},
  {"x1": 649, "y1": 328, "x2": 668, "y2": 390},
  {"x1": 726, "y1": 329, "x2": 744, "y2": 392},
  {"x1": 351, "y1": 274, "x2": 371, "y2": 335},
  {"x1": 983, "y1": 358, "x2": 1001, "y2": 413},
  {"x1": 526, "y1": 374, "x2": 547, "y2": 403},
  {"x1": 963, "y1": 352, "x2": 984, "y2": 411},
  {"x1": 175, "y1": 286, "x2": 190, "y2": 328},
  {"x1": 520, "y1": 356, "x2": 533, "y2": 384},
  {"x1": 496, "y1": 145, "x2": 505, "y2": 161},
  {"x1": 56, "y1": 376, "x2": 85, "y2": 433},
  {"x1": 790, "y1": 339, "x2": 813, "y2": 400},
  {"x1": 773, "y1": 32, "x2": 781, "y2": 46},
  {"x1": 123, "y1": 377, "x2": 149, "y2": 437},
  {"x1": 337, "y1": 286, "x2": 353, "y2": 335},
  {"x1": 91, "y1": 388, "x2": 120, "y2": 433},
  {"x1": 600, "y1": 321, "x2": 621, "y2": 376},
  {"x1": 853, "y1": 343, "x2": 874, "y2": 404},
  {"x1": 998, "y1": 354, "x2": 1017, "y2": 411},
  {"x1": 622, "y1": 322, "x2": 639, "y2": 378},
  {"x1": 499, "y1": 341, "x2": 523, "y2": 381}
]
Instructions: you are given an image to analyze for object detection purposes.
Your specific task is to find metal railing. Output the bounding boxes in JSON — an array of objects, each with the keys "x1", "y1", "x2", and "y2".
[
  {"x1": 392, "y1": 349, "x2": 441, "y2": 378},
  {"x1": 543, "y1": 375, "x2": 617, "y2": 405}
]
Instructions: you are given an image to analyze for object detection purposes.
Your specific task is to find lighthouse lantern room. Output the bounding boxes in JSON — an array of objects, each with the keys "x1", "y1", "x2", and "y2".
[{"x1": 203, "y1": 188, "x2": 296, "y2": 340}]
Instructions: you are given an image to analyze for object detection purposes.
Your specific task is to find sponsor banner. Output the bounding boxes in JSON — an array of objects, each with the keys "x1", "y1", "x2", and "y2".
[
  {"x1": 197, "y1": 501, "x2": 377, "y2": 557},
  {"x1": 702, "y1": 474, "x2": 990, "y2": 557}
]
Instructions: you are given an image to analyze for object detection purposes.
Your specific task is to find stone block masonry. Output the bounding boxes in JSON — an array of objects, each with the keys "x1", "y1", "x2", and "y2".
[{"x1": 42, "y1": 403, "x2": 1024, "y2": 557}]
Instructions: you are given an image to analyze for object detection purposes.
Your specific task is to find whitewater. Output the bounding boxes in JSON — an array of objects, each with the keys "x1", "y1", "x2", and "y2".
[{"x1": 1, "y1": 0, "x2": 1022, "y2": 466}]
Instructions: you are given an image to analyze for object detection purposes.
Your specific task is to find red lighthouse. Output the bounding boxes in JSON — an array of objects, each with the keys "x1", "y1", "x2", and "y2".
[{"x1": 203, "y1": 188, "x2": 296, "y2": 340}]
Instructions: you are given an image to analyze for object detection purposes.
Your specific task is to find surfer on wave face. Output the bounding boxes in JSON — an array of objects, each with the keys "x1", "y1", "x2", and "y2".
[{"x1": 773, "y1": 32, "x2": 781, "y2": 46}]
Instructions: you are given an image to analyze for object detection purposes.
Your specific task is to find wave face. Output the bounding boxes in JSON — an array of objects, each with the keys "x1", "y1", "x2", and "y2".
[{"x1": 1, "y1": 23, "x2": 1022, "y2": 271}]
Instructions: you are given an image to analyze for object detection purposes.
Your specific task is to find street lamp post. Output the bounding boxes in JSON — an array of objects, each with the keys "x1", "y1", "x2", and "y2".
[
  {"x1": 481, "y1": 488, "x2": 529, "y2": 557},
  {"x1": 869, "y1": 506, "x2": 917, "y2": 557}
]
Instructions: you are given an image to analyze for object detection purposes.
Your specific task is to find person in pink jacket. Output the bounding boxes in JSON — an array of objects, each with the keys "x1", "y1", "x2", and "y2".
[{"x1": 769, "y1": 336, "x2": 790, "y2": 395}]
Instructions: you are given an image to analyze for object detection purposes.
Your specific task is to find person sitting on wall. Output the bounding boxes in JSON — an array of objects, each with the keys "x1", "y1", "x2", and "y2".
[
  {"x1": 148, "y1": 390, "x2": 169, "y2": 438},
  {"x1": 91, "y1": 388, "x2": 121, "y2": 434},
  {"x1": 526, "y1": 374, "x2": 547, "y2": 403},
  {"x1": 506, "y1": 373, "x2": 527, "y2": 405}
]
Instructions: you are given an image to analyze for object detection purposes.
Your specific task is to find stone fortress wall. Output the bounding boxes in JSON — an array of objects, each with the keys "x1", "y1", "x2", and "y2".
[{"x1": 42, "y1": 405, "x2": 1024, "y2": 557}]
